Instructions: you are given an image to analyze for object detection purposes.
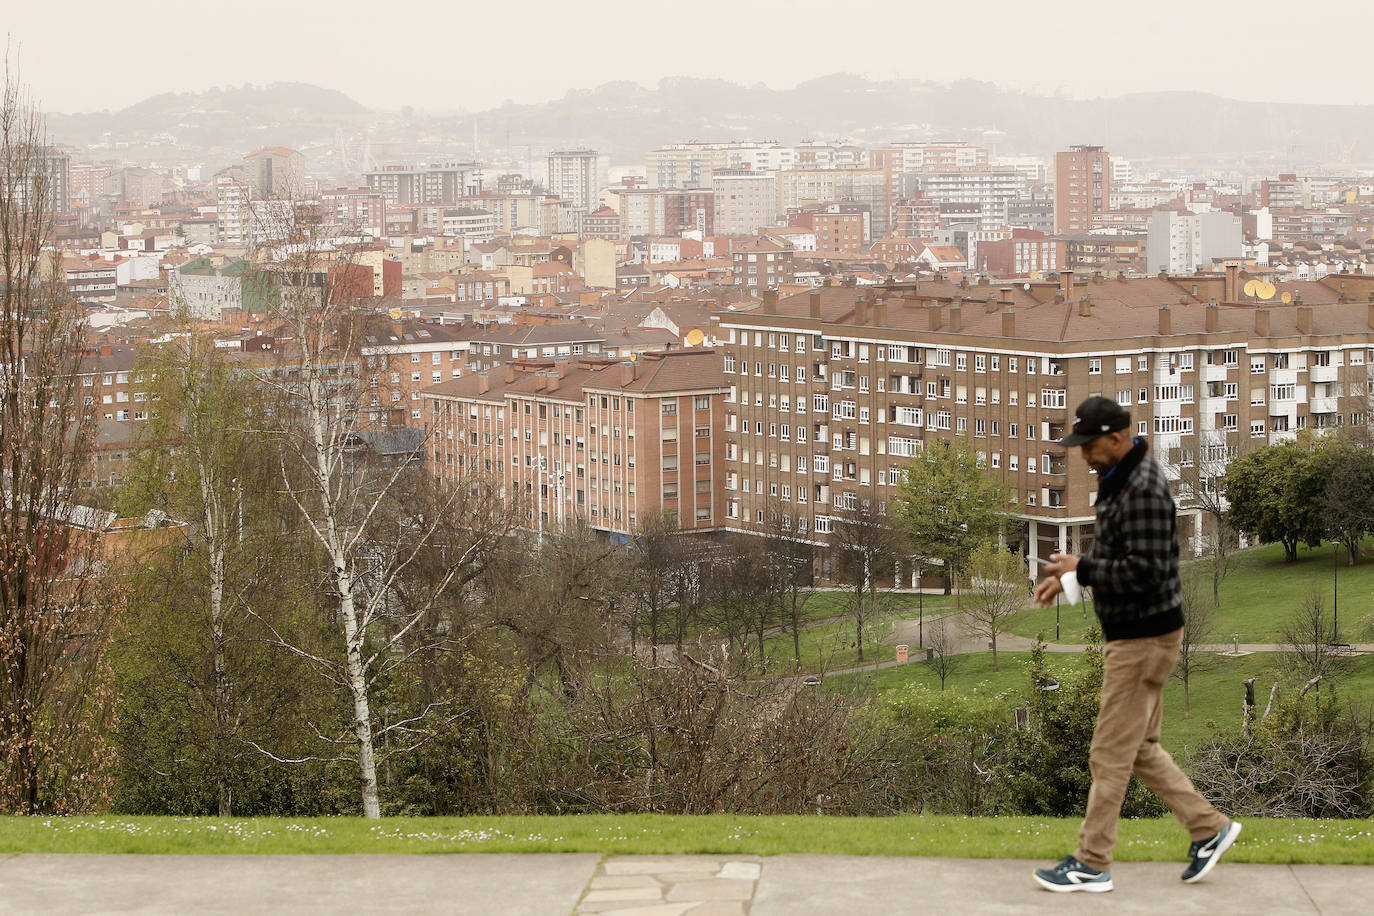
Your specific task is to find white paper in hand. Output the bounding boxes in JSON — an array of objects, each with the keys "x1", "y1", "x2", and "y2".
[{"x1": 1059, "y1": 569, "x2": 1083, "y2": 605}]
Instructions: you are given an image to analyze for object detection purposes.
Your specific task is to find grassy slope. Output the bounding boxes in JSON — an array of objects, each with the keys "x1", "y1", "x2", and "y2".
[
  {"x1": 2, "y1": 814, "x2": 1371, "y2": 863},
  {"x1": 828, "y1": 648, "x2": 1374, "y2": 753},
  {"x1": 1006, "y1": 540, "x2": 1374, "y2": 646}
]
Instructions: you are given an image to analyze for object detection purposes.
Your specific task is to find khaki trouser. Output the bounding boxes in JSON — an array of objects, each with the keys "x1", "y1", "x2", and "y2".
[{"x1": 1074, "y1": 626, "x2": 1228, "y2": 870}]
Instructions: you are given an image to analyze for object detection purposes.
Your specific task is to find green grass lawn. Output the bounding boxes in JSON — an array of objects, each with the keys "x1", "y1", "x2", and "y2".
[
  {"x1": 1, "y1": 814, "x2": 1371, "y2": 863},
  {"x1": 826, "y1": 649, "x2": 1055, "y2": 696},
  {"x1": 825, "y1": 645, "x2": 1374, "y2": 753},
  {"x1": 1005, "y1": 540, "x2": 1374, "y2": 647},
  {"x1": 757, "y1": 595, "x2": 956, "y2": 675}
]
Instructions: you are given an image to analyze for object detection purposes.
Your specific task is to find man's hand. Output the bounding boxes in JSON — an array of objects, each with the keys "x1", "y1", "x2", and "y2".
[{"x1": 1032, "y1": 552, "x2": 1080, "y2": 607}]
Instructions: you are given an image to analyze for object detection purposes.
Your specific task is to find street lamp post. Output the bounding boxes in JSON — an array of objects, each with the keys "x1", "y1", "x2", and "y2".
[
  {"x1": 917, "y1": 561, "x2": 924, "y2": 647},
  {"x1": 1333, "y1": 540, "x2": 1340, "y2": 644}
]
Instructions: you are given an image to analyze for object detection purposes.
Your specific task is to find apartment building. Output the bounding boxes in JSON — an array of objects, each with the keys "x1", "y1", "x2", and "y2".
[
  {"x1": 732, "y1": 236, "x2": 795, "y2": 295},
  {"x1": 214, "y1": 166, "x2": 248, "y2": 246},
  {"x1": 365, "y1": 162, "x2": 483, "y2": 206},
  {"x1": 424, "y1": 350, "x2": 728, "y2": 537},
  {"x1": 712, "y1": 169, "x2": 778, "y2": 235},
  {"x1": 546, "y1": 149, "x2": 601, "y2": 213},
  {"x1": 790, "y1": 203, "x2": 870, "y2": 256},
  {"x1": 777, "y1": 168, "x2": 890, "y2": 237},
  {"x1": 646, "y1": 142, "x2": 791, "y2": 189},
  {"x1": 714, "y1": 268, "x2": 1374, "y2": 573},
  {"x1": 244, "y1": 147, "x2": 304, "y2": 198},
  {"x1": 975, "y1": 230, "x2": 1063, "y2": 278},
  {"x1": 1147, "y1": 210, "x2": 1244, "y2": 274},
  {"x1": 359, "y1": 321, "x2": 472, "y2": 429},
  {"x1": 909, "y1": 170, "x2": 1027, "y2": 229},
  {"x1": 320, "y1": 187, "x2": 388, "y2": 234},
  {"x1": 1054, "y1": 145, "x2": 1111, "y2": 234},
  {"x1": 871, "y1": 142, "x2": 989, "y2": 174}
]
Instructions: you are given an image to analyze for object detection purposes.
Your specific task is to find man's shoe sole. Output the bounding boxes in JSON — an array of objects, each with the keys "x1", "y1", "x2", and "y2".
[
  {"x1": 1032, "y1": 871, "x2": 1114, "y2": 893},
  {"x1": 1183, "y1": 821, "x2": 1243, "y2": 884}
]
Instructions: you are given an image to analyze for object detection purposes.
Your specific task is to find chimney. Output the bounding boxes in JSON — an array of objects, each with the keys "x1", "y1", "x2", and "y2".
[
  {"x1": 1060, "y1": 269, "x2": 1075, "y2": 299},
  {"x1": 556, "y1": 362, "x2": 568, "y2": 378},
  {"x1": 1255, "y1": 309, "x2": 1271, "y2": 337},
  {"x1": 1206, "y1": 299, "x2": 1219, "y2": 332},
  {"x1": 873, "y1": 297, "x2": 888, "y2": 326},
  {"x1": 999, "y1": 287, "x2": 1014, "y2": 305},
  {"x1": 1224, "y1": 262, "x2": 1241, "y2": 302},
  {"x1": 763, "y1": 288, "x2": 778, "y2": 315},
  {"x1": 809, "y1": 290, "x2": 821, "y2": 319},
  {"x1": 927, "y1": 303, "x2": 944, "y2": 331},
  {"x1": 949, "y1": 301, "x2": 962, "y2": 332},
  {"x1": 1077, "y1": 296, "x2": 1092, "y2": 318},
  {"x1": 854, "y1": 297, "x2": 870, "y2": 326},
  {"x1": 547, "y1": 375, "x2": 560, "y2": 392},
  {"x1": 1001, "y1": 306, "x2": 1015, "y2": 338},
  {"x1": 534, "y1": 375, "x2": 548, "y2": 392},
  {"x1": 620, "y1": 362, "x2": 635, "y2": 386},
  {"x1": 504, "y1": 364, "x2": 516, "y2": 384},
  {"x1": 1297, "y1": 305, "x2": 1313, "y2": 334},
  {"x1": 1367, "y1": 301, "x2": 1374, "y2": 330},
  {"x1": 477, "y1": 374, "x2": 490, "y2": 394},
  {"x1": 1158, "y1": 304, "x2": 1172, "y2": 335}
]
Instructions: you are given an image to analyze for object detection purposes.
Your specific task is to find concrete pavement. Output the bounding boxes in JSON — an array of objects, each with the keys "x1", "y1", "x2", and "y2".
[{"x1": 1, "y1": 852, "x2": 1369, "y2": 915}]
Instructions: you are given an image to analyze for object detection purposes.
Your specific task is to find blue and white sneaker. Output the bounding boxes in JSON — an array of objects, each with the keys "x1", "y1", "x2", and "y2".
[
  {"x1": 1033, "y1": 855, "x2": 1114, "y2": 893},
  {"x1": 1182, "y1": 820, "x2": 1242, "y2": 883}
]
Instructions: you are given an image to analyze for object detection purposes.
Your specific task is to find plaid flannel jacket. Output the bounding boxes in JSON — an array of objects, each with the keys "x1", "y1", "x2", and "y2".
[{"x1": 1076, "y1": 439, "x2": 1185, "y2": 641}]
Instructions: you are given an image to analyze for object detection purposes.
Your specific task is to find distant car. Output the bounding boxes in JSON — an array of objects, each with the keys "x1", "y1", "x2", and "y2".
[{"x1": 802, "y1": 675, "x2": 822, "y2": 687}]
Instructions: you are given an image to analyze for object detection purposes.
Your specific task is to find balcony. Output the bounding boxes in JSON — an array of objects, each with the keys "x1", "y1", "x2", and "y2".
[
  {"x1": 1310, "y1": 365, "x2": 1339, "y2": 384},
  {"x1": 1200, "y1": 364, "x2": 1229, "y2": 383},
  {"x1": 1046, "y1": 458, "x2": 1068, "y2": 476},
  {"x1": 1309, "y1": 396, "x2": 1339, "y2": 414}
]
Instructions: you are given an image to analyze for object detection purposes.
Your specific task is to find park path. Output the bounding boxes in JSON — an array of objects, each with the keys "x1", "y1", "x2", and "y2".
[
  {"x1": 1, "y1": 852, "x2": 1368, "y2": 914},
  {"x1": 824, "y1": 609, "x2": 1374, "y2": 678}
]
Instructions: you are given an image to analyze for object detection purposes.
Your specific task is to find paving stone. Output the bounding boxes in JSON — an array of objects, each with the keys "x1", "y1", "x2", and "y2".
[
  {"x1": 582, "y1": 904, "x2": 695, "y2": 916},
  {"x1": 684, "y1": 903, "x2": 748, "y2": 916},
  {"x1": 716, "y1": 862, "x2": 761, "y2": 881},
  {"x1": 589, "y1": 875, "x2": 663, "y2": 890},
  {"x1": 581, "y1": 886, "x2": 665, "y2": 903},
  {"x1": 664, "y1": 879, "x2": 755, "y2": 902},
  {"x1": 604, "y1": 858, "x2": 722, "y2": 876}
]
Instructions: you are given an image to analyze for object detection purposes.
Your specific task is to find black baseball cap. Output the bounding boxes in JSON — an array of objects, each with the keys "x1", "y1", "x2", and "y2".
[{"x1": 1056, "y1": 396, "x2": 1131, "y2": 447}]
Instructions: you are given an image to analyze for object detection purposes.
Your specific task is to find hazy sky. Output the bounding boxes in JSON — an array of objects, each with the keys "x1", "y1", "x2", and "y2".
[{"x1": 8, "y1": 1, "x2": 1374, "y2": 114}]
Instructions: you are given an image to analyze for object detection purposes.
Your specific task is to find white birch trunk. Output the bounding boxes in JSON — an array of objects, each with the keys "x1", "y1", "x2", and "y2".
[{"x1": 306, "y1": 365, "x2": 382, "y2": 819}]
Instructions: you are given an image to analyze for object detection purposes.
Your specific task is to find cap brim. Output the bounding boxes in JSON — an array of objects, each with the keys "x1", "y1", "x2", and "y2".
[{"x1": 1055, "y1": 431, "x2": 1100, "y2": 447}]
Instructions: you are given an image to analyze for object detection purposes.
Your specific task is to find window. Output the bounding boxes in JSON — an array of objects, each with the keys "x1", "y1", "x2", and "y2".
[
  {"x1": 1089, "y1": 358, "x2": 1101, "y2": 374},
  {"x1": 975, "y1": 354, "x2": 986, "y2": 373},
  {"x1": 1251, "y1": 356, "x2": 1266, "y2": 374},
  {"x1": 1116, "y1": 357, "x2": 1131, "y2": 374}
]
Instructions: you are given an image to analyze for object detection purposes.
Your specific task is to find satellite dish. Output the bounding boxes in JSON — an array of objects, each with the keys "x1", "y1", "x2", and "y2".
[
  {"x1": 388, "y1": 308, "x2": 402, "y2": 320},
  {"x1": 1243, "y1": 279, "x2": 1258, "y2": 297},
  {"x1": 685, "y1": 329, "x2": 705, "y2": 347},
  {"x1": 1256, "y1": 281, "x2": 1277, "y2": 301},
  {"x1": 1280, "y1": 291, "x2": 1293, "y2": 304},
  {"x1": 1022, "y1": 282, "x2": 1031, "y2": 290},
  {"x1": 629, "y1": 352, "x2": 638, "y2": 361}
]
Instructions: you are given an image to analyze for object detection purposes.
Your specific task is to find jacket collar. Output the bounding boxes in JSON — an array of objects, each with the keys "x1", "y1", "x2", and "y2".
[{"x1": 1097, "y1": 437, "x2": 1149, "y2": 502}]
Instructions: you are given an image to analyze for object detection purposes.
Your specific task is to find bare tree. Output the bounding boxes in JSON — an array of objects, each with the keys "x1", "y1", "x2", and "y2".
[
  {"x1": 247, "y1": 205, "x2": 509, "y2": 818},
  {"x1": 1168, "y1": 432, "x2": 1239, "y2": 607},
  {"x1": 961, "y1": 543, "x2": 1026, "y2": 672},
  {"x1": 926, "y1": 616, "x2": 962, "y2": 691},
  {"x1": 628, "y1": 511, "x2": 678, "y2": 664},
  {"x1": 1172, "y1": 573, "x2": 1218, "y2": 719},
  {"x1": 830, "y1": 504, "x2": 905, "y2": 663},
  {"x1": 0, "y1": 62, "x2": 109, "y2": 814},
  {"x1": 760, "y1": 507, "x2": 815, "y2": 670},
  {"x1": 485, "y1": 523, "x2": 625, "y2": 702},
  {"x1": 1281, "y1": 589, "x2": 1340, "y2": 694}
]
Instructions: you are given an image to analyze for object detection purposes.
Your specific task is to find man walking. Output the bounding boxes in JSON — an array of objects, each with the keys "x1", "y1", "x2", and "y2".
[{"x1": 1031, "y1": 397, "x2": 1240, "y2": 894}]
